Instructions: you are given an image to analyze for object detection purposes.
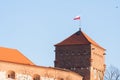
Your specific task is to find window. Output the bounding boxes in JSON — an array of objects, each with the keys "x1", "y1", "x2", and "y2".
[
  {"x1": 94, "y1": 69, "x2": 97, "y2": 79},
  {"x1": 33, "y1": 74, "x2": 40, "y2": 80},
  {"x1": 60, "y1": 78, "x2": 64, "y2": 80},
  {"x1": 92, "y1": 48, "x2": 95, "y2": 50},
  {"x1": 7, "y1": 70, "x2": 15, "y2": 79},
  {"x1": 98, "y1": 71, "x2": 103, "y2": 80}
]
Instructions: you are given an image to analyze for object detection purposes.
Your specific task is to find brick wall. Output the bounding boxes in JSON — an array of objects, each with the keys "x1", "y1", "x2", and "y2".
[
  {"x1": 55, "y1": 44, "x2": 105, "y2": 80},
  {"x1": 55, "y1": 45, "x2": 91, "y2": 80}
]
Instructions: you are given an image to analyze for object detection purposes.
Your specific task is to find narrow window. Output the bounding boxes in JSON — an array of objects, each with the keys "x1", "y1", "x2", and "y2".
[
  {"x1": 7, "y1": 70, "x2": 15, "y2": 79},
  {"x1": 94, "y1": 69, "x2": 97, "y2": 79},
  {"x1": 61, "y1": 78, "x2": 64, "y2": 80},
  {"x1": 33, "y1": 74, "x2": 40, "y2": 80}
]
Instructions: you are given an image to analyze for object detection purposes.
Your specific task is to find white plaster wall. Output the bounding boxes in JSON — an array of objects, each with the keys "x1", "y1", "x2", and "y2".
[
  {"x1": 16, "y1": 73, "x2": 32, "y2": 80},
  {"x1": 16, "y1": 73, "x2": 54, "y2": 80},
  {"x1": 41, "y1": 77, "x2": 54, "y2": 80},
  {"x1": 0, "y1": 71, "x2": 57, "y2": 80},
  {"x1": 0, "y1": 71, "x2": 6, "y2": 80}
]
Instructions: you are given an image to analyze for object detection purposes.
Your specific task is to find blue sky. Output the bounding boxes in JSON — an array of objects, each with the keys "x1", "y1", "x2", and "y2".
[{"x1": 0, "y1": 0, "x2": 120, "y2": 69}]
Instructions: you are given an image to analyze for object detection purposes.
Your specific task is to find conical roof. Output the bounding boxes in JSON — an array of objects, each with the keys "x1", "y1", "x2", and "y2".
[
  {"x1": 0, "y1": 47, "x2": 34, "y2": 65},
  {"x1": 55, "y1": 30, "x2": 105, "y2": 50}
]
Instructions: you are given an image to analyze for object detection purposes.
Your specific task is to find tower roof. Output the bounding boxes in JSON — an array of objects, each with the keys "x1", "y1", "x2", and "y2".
[
  {"x1": 55, "y1": 30, "x2": 105, "y2": 50},
  {"x1": 0, "y1": 47, "x2": 34, "y2": 65}
]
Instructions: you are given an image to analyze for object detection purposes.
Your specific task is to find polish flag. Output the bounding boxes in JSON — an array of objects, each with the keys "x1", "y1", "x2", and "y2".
[{"x1": 73, "y1": 16, "x2": 80, "y2": 20}]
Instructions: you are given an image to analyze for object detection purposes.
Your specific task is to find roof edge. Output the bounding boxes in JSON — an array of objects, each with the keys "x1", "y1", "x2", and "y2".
[{"x1": 81, "y1": 31, "x2": 105, "y2": 50}]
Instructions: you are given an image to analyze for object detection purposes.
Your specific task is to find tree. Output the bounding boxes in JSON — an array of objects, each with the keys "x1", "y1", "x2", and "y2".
[{"x1": 104, "y1": 65, "x2": 120, "y2": 80}]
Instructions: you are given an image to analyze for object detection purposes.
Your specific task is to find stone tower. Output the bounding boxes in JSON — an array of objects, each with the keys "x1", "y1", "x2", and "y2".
[{"x1": 54, "y1": 30, "x2": 106, "y2": 80}]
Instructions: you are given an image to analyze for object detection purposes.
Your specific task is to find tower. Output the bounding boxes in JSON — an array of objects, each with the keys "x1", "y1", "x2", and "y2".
[{"x1": 54, "y1": 30, "x2": 106, "y2": 80}]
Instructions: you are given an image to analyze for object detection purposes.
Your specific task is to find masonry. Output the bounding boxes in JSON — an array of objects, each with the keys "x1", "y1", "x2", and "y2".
[
  {"x1": 0, "y1": 60, "x2": 82, "y2": 80},
  {"x1": 54, "y1": 30, "x2": 106, "y2": 80},
  {"x1": 0, "y1": 29, "x2": 105, "y2": 80}
]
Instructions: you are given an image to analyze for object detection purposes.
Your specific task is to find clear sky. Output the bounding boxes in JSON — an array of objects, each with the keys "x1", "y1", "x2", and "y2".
[{"x1": 0, "y1": 0, "x2": 120, "y2": 69}]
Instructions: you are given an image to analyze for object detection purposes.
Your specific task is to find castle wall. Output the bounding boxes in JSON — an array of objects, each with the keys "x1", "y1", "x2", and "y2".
[
  {"x1": 90, "y1": 44, "x2": 105, "y2": 80},
  {"x1": 0, "y1": 61, "x2": 82, "y2": 80},
  {"x1": 55, "y1": 45, "x2": 91, "y2": 80}
]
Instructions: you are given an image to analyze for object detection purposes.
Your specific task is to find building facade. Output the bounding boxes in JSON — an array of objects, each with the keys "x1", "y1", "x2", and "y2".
[
  {"x1": 0, "y1": 30, "x2": 105, "y2": 80},
  {"x1": 54, "y1": 30, "x2": 106, "y2": 80},
  {"x1": 0, "y1": 47, "x2": 82, "y2": 80}
]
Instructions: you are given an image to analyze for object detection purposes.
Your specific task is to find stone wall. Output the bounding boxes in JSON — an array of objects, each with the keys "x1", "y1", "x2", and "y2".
[
  {"x1": 90, "y1": 44, "x2": 105, "y2": 80},
  {"x1": 0, "y1": 61, "x2": 82, "y2": 80}
]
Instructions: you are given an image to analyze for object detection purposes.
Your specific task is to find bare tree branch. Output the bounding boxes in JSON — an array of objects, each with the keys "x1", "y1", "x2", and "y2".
[{"x1": 104, "y1": 65, "x2": 120, "y2": 80}]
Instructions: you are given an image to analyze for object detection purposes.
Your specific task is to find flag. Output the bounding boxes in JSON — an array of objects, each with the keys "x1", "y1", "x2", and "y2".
[{"x1": 73, "y1": 16, "x2": 80, "y2": 20}]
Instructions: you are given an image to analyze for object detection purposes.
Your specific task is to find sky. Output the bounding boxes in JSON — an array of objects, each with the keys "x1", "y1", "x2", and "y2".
[{"x1": 0, "y1": 0, "x2": 120, "y2": 69}]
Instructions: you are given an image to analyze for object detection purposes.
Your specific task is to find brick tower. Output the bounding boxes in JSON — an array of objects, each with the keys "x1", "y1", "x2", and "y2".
[{"x1": 54, "y1": 30, "x2": 106, "y2": 80}]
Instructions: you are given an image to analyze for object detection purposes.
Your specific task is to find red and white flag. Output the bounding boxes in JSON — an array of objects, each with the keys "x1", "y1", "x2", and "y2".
[{"x1": 73, "y1": 16, "x2": 80, "y2": 20}]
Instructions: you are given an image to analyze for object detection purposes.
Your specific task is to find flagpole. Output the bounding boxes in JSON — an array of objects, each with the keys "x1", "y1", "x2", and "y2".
[
  {"x1": 79, "y1": 27, "x2": 81, "y2": 31},
  {"x1": 79, "y1": 18, "x2": 81, "y2": 31},
  {"x1": 73, "y1": 16, "x2": 81, "y2": 31}
]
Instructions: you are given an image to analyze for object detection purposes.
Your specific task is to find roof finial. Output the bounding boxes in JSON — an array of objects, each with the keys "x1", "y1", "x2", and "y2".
[{"x1": 79, "y1": 27, "x2": 81, "y2": 31}]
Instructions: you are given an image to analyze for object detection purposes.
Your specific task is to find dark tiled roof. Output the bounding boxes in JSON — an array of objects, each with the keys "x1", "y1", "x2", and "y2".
[{"x1": 55, "y1": 30, "x2": 104, "y2": 50}]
